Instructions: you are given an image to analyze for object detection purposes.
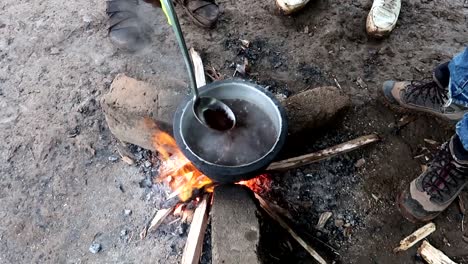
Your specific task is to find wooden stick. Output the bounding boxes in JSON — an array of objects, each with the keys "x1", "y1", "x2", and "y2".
[
  {"x1": 393, "y1": 222, "x2": 436, "y2": 253},
  {"x1": 148, "y1": 207, "x2": 174, "y2": 232},
  {"x1": 190, "y1": 48, "x2": 206, "y2": 88},
  {"x1": 418, "y1": 240, "x2": 456, "y2": 264},
  {"x1": 316, "y1": 212, "x2": 333, "y2": 230},
  {"x1": 181, "y1": 194, "x2": 211, "y2": 264},
  {"x1": 140, "y1": 206, "x2": 176, "y2": 239},
  {"x1": 255, "y1": 193, "x2": 327, "y2": 264},
  {"x1": 266, "y1": 134, "x2": 380, "y2": 172}
]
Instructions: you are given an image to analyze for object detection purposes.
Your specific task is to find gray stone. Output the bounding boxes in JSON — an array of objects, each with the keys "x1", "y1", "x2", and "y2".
[
  {"x1": 283, "y1": 86, "x2": 350, "y2": 135},
  {"x1": 211, "y1": 185, "x2": 260, "y2": 264},
  {"x1": 101, "y1": 74, "x2": 186, "y2": 151},
  {"x1": 89, "y1": 242, "x2": 101, "y2": 254},
  {"x1": 124, "y1": 209, "x2": 132, "y2": 216},
  {"x1": 108, "y1": 155, "x2": 118, "y2": 162}
]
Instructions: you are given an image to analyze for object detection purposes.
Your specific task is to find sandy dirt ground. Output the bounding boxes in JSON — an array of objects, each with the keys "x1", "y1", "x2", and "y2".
[{"x1": 1, "y1": 0, "x2": 467, "y2": 263}]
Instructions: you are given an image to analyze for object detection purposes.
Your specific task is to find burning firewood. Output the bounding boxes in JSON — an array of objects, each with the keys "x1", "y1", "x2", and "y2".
[
  {"x1": 393, "y1": 222, "x2": 436, "y2": 253},
  {"x1": 267, "y1": 134, "x2": 380, "y2": 172},
  {"x1": 418, "y1": 240, "x2": 456, "y2": 264},
  {"x1": 255, "y1": 193, "x2": 328, "y2": 264},
  {"x1": 181, "y1": 194, "x2": 211, "y2": 264}
]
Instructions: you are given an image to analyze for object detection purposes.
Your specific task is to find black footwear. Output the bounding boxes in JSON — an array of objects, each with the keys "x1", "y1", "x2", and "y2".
[
  {"x1": 107, "y1": 0, "x2": 150, "y2": 52},
  {"x1": 382, "y1": 62, "x2": 468, "y2": 121},
  {"x1": 174, "y1": 0, "x2": 220, "y2": 28},
  {"x1": 398, "y1": 135, "x2": 468, "y2": 222}
]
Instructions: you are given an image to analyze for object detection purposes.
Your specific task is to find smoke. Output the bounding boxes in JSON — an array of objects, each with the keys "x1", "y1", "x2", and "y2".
[{"x1": 185, "y1": 99, "x2": 278, "y2": 166}]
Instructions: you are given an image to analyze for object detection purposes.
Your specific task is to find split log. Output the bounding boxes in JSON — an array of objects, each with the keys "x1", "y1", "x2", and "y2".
[
  {"x1": 211, "y1": 185, "x2": 261, "y2": 264},
  {"x1": 418, "y1": 241, "x2": 456, "y2": 264},
  {"x1": 189, "y1": 48, "x2": 206, "y2": 87},
  {"x1": 267, "y1": 134, "x2": 380, "y2": 172},
  {"x1": 181, "y1": 194, "x2": 211, "y2": 264},
  {"x1": 255, "y1": 193, "x2": 327, "y2": 264},
  {"x1": 393, "y1": 223, "x2": 436, "y2": 253}
]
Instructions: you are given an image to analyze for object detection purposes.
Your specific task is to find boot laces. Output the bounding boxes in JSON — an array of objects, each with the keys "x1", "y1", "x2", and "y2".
[
  {"x1": 404, "y1": 79, "x2": 448, "y2": 108},
  {"x1": 422, "y1": 143, "x2": 468, "y2": 203},
  {"x1": 382, "y1": 0, "x2": 399, "y2": 10}
]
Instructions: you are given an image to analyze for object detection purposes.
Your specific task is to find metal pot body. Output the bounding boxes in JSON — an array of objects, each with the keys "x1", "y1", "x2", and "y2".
[{"x1": 173, "y1": 80, "x2": 288, "y2": 183}]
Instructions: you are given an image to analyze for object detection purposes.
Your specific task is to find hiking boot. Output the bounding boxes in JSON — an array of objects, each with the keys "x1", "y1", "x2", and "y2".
[
  {"x1": 382, "y1": 62, "x2": 468, "y2": 121},
  {"x1": 107, "y1": 0, "x2": 150, "y2": 52},
  {"x1": 366, "y1": 0, "x2": 401, "y2": 37},
  {"x1": 398, "y1": 135, "x2": 468, "y2": 222},
  {"x1": 174, "y1": 0, "x2": 220, "y2": 28}
]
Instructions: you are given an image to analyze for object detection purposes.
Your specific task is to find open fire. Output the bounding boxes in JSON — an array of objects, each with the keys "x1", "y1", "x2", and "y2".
[{"x1": 152, "y1": 129, "x2": 269, "y2": 201}]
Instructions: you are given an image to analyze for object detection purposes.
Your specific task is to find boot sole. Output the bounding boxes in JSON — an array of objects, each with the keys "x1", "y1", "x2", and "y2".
[{"x1": 396, "y1": 192, "x2": 440, "y2": 223}]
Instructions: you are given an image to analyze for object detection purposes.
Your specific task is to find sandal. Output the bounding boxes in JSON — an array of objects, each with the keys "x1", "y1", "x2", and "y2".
[
  {"x1": 173, "y1": 0, "x2": 220, "y2": 28},
  {"x1": 106, "y1": 0, "x2": 150, "y2": 51}
]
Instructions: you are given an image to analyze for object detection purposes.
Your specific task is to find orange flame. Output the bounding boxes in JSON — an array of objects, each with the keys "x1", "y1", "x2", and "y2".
[
  {"x1": 152, "y1": 129, "x2": 213, "y2": 201},
  {"x1": 238, "y1": 174, "x2": 271, "y2": 194},
  {"x1": 150, "y1": 119, "x2": 269, "y2": 201}
]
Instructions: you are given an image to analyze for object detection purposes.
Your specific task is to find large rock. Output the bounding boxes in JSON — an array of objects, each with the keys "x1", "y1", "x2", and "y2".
[
  {"x1": 211, "y1": 185, "x2": 260, "y2": 264},
  {"x1": 284, "y1": 86, "x2": 350, "y2": 135},
  {"x1": 101, "y1": 74, "x2": 186, "y2": 151}
]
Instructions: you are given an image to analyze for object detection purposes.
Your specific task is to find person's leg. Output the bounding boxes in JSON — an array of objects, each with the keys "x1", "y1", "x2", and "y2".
[
  {"x1": 447, "y1": 48, "x2": 468, "y2": 107},
  {"x1": 396, "y1": 48, "x2": 468, "y2": 222},
  {"x1": 366, "y1": 0, "x2": 401, "y2": 37},
  {"x1": 106, "y1": 0, "x2": 220, "y2": 52},
  {"x1": 107, "y1": 0, "x2": 150, "y2": 52},
  {"x1": 382, "y1": 48, "x2": 468, "y2": 121}
]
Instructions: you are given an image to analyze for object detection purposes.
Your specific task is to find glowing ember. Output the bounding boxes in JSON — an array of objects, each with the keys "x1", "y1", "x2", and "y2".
[
  {"x1": 238, "y1": 174, "x2": 271, "y2": 194},
  {"x1": 152, "y1": 128, "x2": 269, "y2": 201},
  {"x1": 152, "y1": 129, "x2": 213, "y2": 201}
]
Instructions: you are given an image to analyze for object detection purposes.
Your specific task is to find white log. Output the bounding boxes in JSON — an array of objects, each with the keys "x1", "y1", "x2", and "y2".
[
  {"x1": 189, "y1": 48, "x2": 206, "y2": 88},
  {"x1": 418, "y1": 241, "x2": 457, "y2": 264},
  {"x1": 393, "y1": 223, "x2": 436, "y2": 253},
  {"x1": 181, "y1": 194, "x2": 211, "y2": 264}
]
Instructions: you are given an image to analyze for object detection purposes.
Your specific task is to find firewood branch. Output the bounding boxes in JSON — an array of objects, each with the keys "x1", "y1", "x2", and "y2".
[
  {"x1": 181, "y1": 193, "x2": 211, "y2": 264},
  {"x1": 255, "y1": 193, "x2": 328, "y2": 264},
  {"x1": 266, "y1": 134, "x2": 380, "y2": 172}
]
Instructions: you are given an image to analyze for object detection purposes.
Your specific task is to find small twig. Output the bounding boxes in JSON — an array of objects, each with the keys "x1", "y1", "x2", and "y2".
[
  {"x1": 267, "y1": 134, "x2": 380, "y2": 172},
  {"x1": 462, "y1": 215, "x2": 465, "y2": 233},
  {"x1": 304, "y1": 233, "x2": 340, "y2": 256},
  {"x1": 255, "y1": 193, "x2": 327, "y2": 264},
  {"x1": 140, "y1": 206, "x2": 176, "y2": 239},
  {"x1": 333, "y1": 78, "x2": 342, "y2": 90},
  {"x1": 394, "y1": 223, "x2": 436, "y2": 253}
]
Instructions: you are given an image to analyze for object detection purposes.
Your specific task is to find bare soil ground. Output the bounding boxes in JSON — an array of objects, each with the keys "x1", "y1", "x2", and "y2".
[{"x1": 1, "y1": 0, "x2": 467, "y2": 263}]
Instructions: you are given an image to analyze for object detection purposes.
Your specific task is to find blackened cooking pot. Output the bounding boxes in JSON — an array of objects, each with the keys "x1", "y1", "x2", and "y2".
[{"x1": 173, "y1": 80, "x2": 288, "y2": 183}]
